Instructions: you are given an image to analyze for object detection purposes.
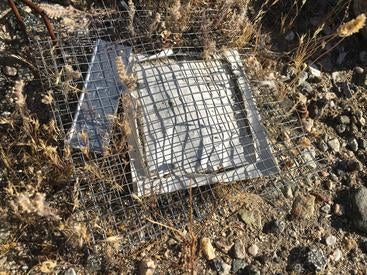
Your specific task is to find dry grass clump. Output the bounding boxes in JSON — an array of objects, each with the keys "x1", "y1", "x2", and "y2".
[
  {"x1": 60, "y1": 220, "x2": 91, "y2": 248},
  {"x1": 337, "y1": 13, "x2": 366, "y2": 37},
  {"x1": 9, "y1": 190, "x2": 60, "y2": 220}
]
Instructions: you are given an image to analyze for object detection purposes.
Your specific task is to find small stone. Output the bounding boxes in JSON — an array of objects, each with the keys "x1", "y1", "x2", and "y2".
[
  {"x1": 316, "y1": 140, "x2": 328, "y2": 152},
  {"x1": 331, "y1": 249, "x2": 342, "y2": 262},
  {"x1": 232, "y1": 259, "x2": 247, "y2": 273},
  {"x1": 64, "y1": 268, "x2": 77, "y2": 275},
  {"x1": 301, "y1": 149, "x2": 317, "y2": 169},
  {"x1": 339, "y1": 115, "x2": 351, "y2": 124},
  {"x1": 352, "y1": 66, "x2": 366, "y2": 86},
  {"x1": 284, "y1": 66, "x2": 297, "y2": 79},
  {"x1": 211, "y1": 258, "x2": 231, "y2": 275},
  {"x1": 138, "y1": 258, "x2": 156, "y2": 275},
  {"x1": 238, "y1": 208, "x2": 261, "y2": 228},
  {"x1": 325, "y1": 235, "x2": 337, "y2": 246},
  {"x1": 298, "y1": 71, "x2": 309, "y2": 85},
  {"x1": 321, "y1": 204, "x2": 331, "y2": 214},
  {"x1": 332, "y1": 71, "x2": 342, "y2": 83},
  {"x1": 335, "y1": 124, "x2": 346, "y2": 134},
  {"x1": 243, "y1": 265, "x2": 261, "y2": 275},
  {"x1": 340, "y1": 82, "x2": 354, "y2": 98},
  {"x1": 333, "y1": 203, "x2": 344, "y2": 216},
  {"x1": 299, "y1": 81, "x2": 313, "y2": 93},
  {"x1": 291, "y1": 195, "x2": 315, "y2": 220},
  {"x1": 201, "y1": 237, "x2": 216, "y2": 260},
  {"x1": 354, "y1": 66, "x2": 364, "y2": 74},
  {"x1": 263, "y1": 219, "x2": 285, "y2": 234},
  {"x1": 325, "y1": 180, "x2": 334, "y2": 191},
  {"x1": 359, "y1": 116, "x2": 366, "y2": 127},
  {"x1": 285, "y1": 185, "x2": 293, "y2": 198},
  {"x1": 306, "y1": 248, "x2": 327, "y2": 272},
  {"x1": 86, "y1": 256, "x2": 102, "y2": 272},
  {"x1": 1, "y1": 111, "x2": 11, "y2": 117},
  {"x1": 247, "y1": 244, "x2": 259, "y2": 256},
  {"x1": 347, "y1": 138, "x2": 359, "y2": 152},
  {"x1": 327, "y1": 138, "x2": 340, "y2": 152},
  {"x1": 351, "y1": 187, "x2": 367, "y2": 233},
  {"x1": 2, "y1": 66, "x2": 17, "y2": 77},
  {"x1": 308, "y1": 65, "x2": 322, "y2": 81},
  {"x1": 302, "y1": 118, "x2": 314, "y2": 133},
  {"x1": 230, "y1": 240, "x2": 245, "y2": 259},
  {"x1": 358, "y1": 138, "x2": 367, "y2": 150}
]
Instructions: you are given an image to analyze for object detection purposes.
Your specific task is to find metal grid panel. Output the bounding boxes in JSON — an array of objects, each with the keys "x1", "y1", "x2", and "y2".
[{"x1": 30, "y1": 7, "x2": 324, "y2": 249}]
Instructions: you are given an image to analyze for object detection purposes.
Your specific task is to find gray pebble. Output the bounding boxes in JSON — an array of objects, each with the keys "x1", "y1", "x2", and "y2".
[
  {"x1": 307, "y1": 248, "x2": 327, "y2": 271},
  {"x1": 321, "y1": 204, "x2": 331, "y2": 214},
  {"x1": 230, "y1": 240, "x2": 245, "y2": 259},
  {"x1": 64, "y1": 268, "x2": 76, "y2": 275},
  {"x1": 232, "y1": 259, "x2": 247, "y2": 273},
  {"x1": 339, "y1": 115, "x2": 351, "y2": 125},
  {"x1": 335, "y1": 124, "x2": 346, "y2": 134},
  {"x1": 352, "y1": 67, "x2": 366, "y2": 86},
  {"x1": 358, "y1": 138, "x2": 367, "y2": 150},
  {"x1": 327, "y1": 138, "x2": 340, "y2": 152},
  {"x1": 2, "y1": 66, "x2": 17, "y2": 77},
  {"x1": 299, "y1": 81, "x2": 313, "y2": 93},
  {"x1": 325, "y1": 235, "x2": 337, "y2": 246},
  {"x1": 351, "y1": 187, "x2": 367, "y2": 233},
  {"x1": 316, "y1": 140, "x2": 328, "y2": 152},
  {"x1": 263, "y1": 219, "x2": 285, "y2": 234},
  {"x1": 211, "y1": 258, "x2": 231, "y2": 275},
  {"x1": 298, "y1": 71, "x2": 309, "y2": 85},
  {"x1": 347, "y1": 138, "x2": 359, "y2": 152}
]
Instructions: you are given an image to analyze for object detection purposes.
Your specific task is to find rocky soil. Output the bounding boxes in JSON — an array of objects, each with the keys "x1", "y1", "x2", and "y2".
[{"x1": 0, "y1": 0, "x2": 367, "y2": 274}]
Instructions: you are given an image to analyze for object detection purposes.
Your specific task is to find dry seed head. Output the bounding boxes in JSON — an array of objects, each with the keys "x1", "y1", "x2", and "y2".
[
  {"x1": 11, "y1": 192, "x2": 60, "y2": 220},
  {"x1": 337, "y1": 13, "x2": 366, "y2": 37},
  {"x1": 79, "y1": 129, "x2": 89, "y2": 145},
  {"x1": 149, "y1": 12, "x2": 161, "y2": 34},
  {"x1": 128, "y1": 0, "x2": 136, "y2": 36},
  {"x1": 64, "y1": 221, "x2": 90, "y2": 248},
  {"x1": 115, "y1": 56, "x2": 137, "y2": 90},
  {"x1": 64, "y1": 64, "x2": 81, "y2": 81},
  {"x1": 203, "y1": 40, "x2": 216, "y2": 60},
  {"x1": 41, "y1": 90, "x2": 54, "y2": 105},
  {"x1": 12, "y1": 80, "x2": 26, "y2": 110}
]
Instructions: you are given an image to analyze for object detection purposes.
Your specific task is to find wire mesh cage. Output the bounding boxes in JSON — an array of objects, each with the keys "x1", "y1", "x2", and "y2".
[{"x1": 30, "y1": 3, "x2": 324, "y2": 249}]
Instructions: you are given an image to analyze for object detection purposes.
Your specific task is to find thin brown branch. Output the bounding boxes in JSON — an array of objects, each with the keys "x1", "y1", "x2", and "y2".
[
  {"x1": 7, "y1": 0, "x2": 26, "y2": 32},
  {"x1": 19, "y1": 0, "x2": 57, "y2": 42}
]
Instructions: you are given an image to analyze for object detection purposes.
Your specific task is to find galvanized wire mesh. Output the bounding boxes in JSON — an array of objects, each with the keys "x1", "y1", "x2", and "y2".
[{"x1": 30, "y1": 5, "x2": 324, "y2": 249}]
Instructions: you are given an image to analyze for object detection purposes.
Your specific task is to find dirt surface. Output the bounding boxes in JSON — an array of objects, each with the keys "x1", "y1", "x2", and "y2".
[{"x1": 0, "y1": 0, "x2": 367, "y2": 274}]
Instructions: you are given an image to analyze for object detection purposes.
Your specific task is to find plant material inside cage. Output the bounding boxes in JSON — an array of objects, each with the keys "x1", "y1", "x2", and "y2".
[{"x1": 67, "y1": 39, "x2": 279, "y2": 197}]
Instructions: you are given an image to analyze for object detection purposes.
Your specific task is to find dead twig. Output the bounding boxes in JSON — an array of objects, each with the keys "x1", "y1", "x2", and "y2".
[
  {"x1": 7, "y1": 0, "x2": 56, "y2": 43},
  {"x1": 7, "y1": 0, "x2": 26, "y2": 32}
]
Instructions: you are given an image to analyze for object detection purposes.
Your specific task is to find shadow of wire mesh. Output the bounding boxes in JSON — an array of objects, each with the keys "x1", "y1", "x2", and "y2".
[{"x1": 30, "y1": 6, "x2": 324, "y2": 248}]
